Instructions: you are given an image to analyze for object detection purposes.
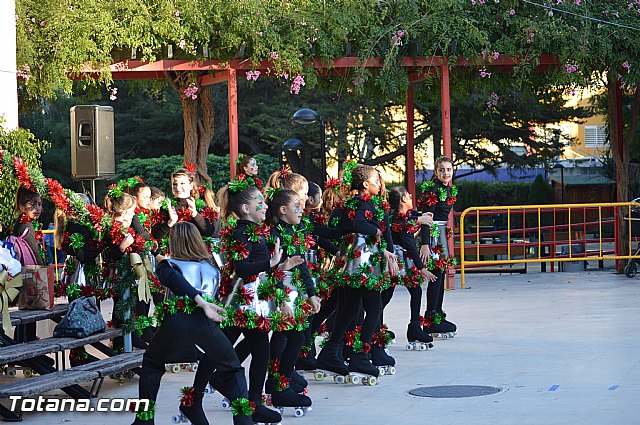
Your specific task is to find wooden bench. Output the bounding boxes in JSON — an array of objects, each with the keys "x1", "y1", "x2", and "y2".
[
  {"x1": 0, "y1": 328, "x2": 122, "y2": 365},
  {"x1": 0, "y1": 350, "x2": 144, "y2": 399},
  {"x1": 8, "y1": 304, "x2": 68, "y2": 327}
]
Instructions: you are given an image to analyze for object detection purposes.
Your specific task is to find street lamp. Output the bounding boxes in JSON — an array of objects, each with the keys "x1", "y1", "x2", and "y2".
[
  {"x1": 553, "y1": 163, "x2": 565, "y2": 204},
  {"x1": 292, "y1": 108, "x2": 326, "y2": 181},
  {"x1": 281, "y1": 138, "x2": 305, "y2": 172}
]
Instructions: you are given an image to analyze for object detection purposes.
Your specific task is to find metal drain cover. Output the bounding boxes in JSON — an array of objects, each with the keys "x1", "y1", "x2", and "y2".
[{"x1": 409, "y1": 385, "x2": 502, "y2": 398}]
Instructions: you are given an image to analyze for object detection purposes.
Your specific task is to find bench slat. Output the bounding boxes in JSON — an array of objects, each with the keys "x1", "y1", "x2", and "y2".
[
  {"x1": 73, "y1": 350, "x2": 144, "y2": 376},
  {"x1": 0, "y1": 328, "x2": 122, "y2": 364},
  {"x1": 8, "y1": 304, "x2": 68, "y2": 326},
  {"x1": 0, "y1": 370, "x2": 100, "y2": 397}
]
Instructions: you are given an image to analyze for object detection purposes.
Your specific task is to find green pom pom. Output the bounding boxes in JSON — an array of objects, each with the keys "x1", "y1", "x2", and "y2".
[{"x1": 231, "y1": 398, "x2": 254, "y2": 416}]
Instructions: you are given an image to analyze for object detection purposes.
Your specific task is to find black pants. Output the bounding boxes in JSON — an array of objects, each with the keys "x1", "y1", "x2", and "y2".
[
  {"x1": 138, "y1": 310, "x2": 248, "y2": 409},
  {"x1": 207, "y1": 327, "x2": 270, "y2": 403},
  {"x1": 302, "y1": 292, "x2": 339, "y2": 353},
  {"x1": 328, "y1": 287, "x2": 382, "y2": 346},
  {"x1": 427, "y1": 269, "x2": 446, "y2": 312},
  {"x1": 407, "y1": 285, "x2": 422, "y2": 322},
  {"x1": 269, "y1": 330, "x2": 305, "y2": 384}
]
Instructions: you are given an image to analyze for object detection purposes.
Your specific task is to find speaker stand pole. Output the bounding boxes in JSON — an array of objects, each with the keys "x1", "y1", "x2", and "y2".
[{"x1": 91, "y1": 179, "x2": 96, "y2": 205}]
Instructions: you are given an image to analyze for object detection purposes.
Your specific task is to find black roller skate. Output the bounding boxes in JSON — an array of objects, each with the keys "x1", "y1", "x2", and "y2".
[
  {"x1": 422, "y1": 310, "x2": 456, "y2": 339},
  {"x1": 347, "y1": 352, "x2": 379, "y2": 386},
  {"x1": 295, "y1": 355, "x2": 317, "y2": 371},
  {"x1": 290, "y1": 370, "x2": 308, "y2": 394},
  {"x1": 173, "y1": 388, "x2": 208, "y2": 424},
  {"x1": 370, "y1": 346, "x2": 396, "y2": 376},
  {"x1": 439, "y1": 310, "x2": 457, "y2": 333},
  {"x1": 316, "y1": 340, "x2": 349, "y2": 382},
  {"x1": 270, "y1": 388, "x2": 312, "y2": 418},
  {"x1": 406, "y1": 320, "x2": 433, "y2": 351},
  {"x1": 252, "y1": 404, "x2": 282, "y2": 425}
]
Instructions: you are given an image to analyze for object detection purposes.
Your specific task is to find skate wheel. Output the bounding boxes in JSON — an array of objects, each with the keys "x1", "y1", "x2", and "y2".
[
  {"x1": 388, "y1": 366, "x2": 396, "y2": 375},
  {"x1": 8, "y1": 369, "x2": 16, "y2": 377},
  {"x1": 171, "y1": 364, "x2": 181, "y2": 373},
  {"x1": 125, "y1": 370, "x2": 135, "y2": 378},
  {"x1": 350, "y1": 375, "x2": 361, "y2": 385},
  {"x1": 441, "y1": 333, "x2": 449, "y2": 340},
  {"x1": 334, "y1": 375, "x2": 345, "y2": 384},
  {"x1": 406, "y1": 344, "x2": 413, "y2": 351},
  {"x1": 314, "y1": 371, "x2": 325, "y2": 381},
  {"x1": 204, "y1": 384, "x2": 214, "y2": 395},
  {"x1": 190, "y1": 363, "x2": 198, "y2": 372},
  {"x1": 23, "y1": 369, "x2": 33, "y2": 378},
  {"x1": 294, "y1": 408, "x2": 304, "y2": 418},
  {"x1": 378, "y1": 367, "x2": 386, "y2": 376},
  {"x1": 220, "y1": 399, "x2": 230, "y2": 410},
  {"x1": 171, "y1": 414, "x2": 182, "y2": 424},
  {"x1": 304, "y1": 407, "x2": 312, "y2": 413},
  {"x1": 419, "y1": 344, "x2": 427, "y2": 351},
  {"x1": 367, "y1": 376, "x2": 377, "y2": 386}
]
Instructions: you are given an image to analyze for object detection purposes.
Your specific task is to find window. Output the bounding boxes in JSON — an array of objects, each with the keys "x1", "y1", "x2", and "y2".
[{"x1": 584, "y1": 125, "x2": 606, "y2": 147}]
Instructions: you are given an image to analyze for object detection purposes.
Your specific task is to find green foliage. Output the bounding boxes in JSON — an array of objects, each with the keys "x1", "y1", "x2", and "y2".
[
  {"x1": 527, "y1": 174, "x2": 554, "y2": 205},
  {"x1": 115, "y1": 153, "x2": 279, "y2": 195},
  {"x1": 453, "y1": 181, "x2": 536, "y2": 212},
  {"x1": 0, "y1": 126, "x2": 49, "y2": 227}
]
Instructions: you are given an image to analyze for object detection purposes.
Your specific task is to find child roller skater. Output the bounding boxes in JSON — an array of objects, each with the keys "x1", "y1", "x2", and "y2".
[
  {"x1": 388, "y1": 186, "x2": 438, "y2": 350},
  {"x1": 316, "y1": 164, "x2": 398, "y2": 385},
  {"x1": 417, "y1": 156, "x2": 459, "y2": 338},
  {"x1": 132, "y1": 222, "x2": 253, "y2": 425},
  {"x1": 265, "y1": 188, "x2": 319, "y2": 415}
]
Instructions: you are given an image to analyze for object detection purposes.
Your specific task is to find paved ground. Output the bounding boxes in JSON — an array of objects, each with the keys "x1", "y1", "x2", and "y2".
[{"x1": 3, "y1": 267, "x2": 640, "y2": 425}]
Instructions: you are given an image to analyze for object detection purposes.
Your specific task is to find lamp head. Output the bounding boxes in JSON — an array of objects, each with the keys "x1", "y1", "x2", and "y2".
[{"x1": 292, "y1": 108, "x2": 320, "y2": 125}]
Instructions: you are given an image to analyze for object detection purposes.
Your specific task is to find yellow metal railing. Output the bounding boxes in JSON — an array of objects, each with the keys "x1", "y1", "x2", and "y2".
[{"x1": 459, "y1": 202, "x2": 640, "y2": 288}]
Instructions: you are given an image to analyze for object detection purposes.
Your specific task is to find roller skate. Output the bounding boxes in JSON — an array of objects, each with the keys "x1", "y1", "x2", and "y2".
[
  {"x1": 290, "y1": 370, "x2": 309, "y2": 395},
  {"x1": 370, "y1": 346, "x2": 396, "y2": 376},
  {"x1": 347, "y1": 352, "x2": 379, "y2": 386},
  {"x1": 438, "y1": 310, "x2": 457, "y2": 334},
  {"x1": 172, "y1": 387, "x2": 208, "y2": 425},
  {"x1": 252, "y1": 403, "x2": 282, "y2": 424},
  {"x1": 295, "y1": 355, "x2": 317, "y2": 372},
  {"x1": 270, "y1": 388, "x2": 312, "y2": 418},
  {"x1": 422, "y1": 310, "x2": 456, "y2": 339},
  {"x1": 406, "y1": 320, "x2": 434, "y2": 351},
  {"x1": 316, "y1": 341, "x2": 349, "y2": 376}
]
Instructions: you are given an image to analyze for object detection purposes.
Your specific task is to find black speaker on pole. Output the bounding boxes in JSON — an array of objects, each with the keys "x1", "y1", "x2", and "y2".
[{"x1": 70, "y1": 105, "x2": 115, "y2": 180}]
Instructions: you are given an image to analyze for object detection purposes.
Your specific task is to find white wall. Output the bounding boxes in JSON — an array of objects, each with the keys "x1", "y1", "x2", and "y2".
[{"x1": 0, "y1": 0, "x2": 18, "y2": 129}]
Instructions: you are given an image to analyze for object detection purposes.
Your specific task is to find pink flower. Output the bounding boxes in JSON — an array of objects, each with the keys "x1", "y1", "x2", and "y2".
[
  {"x1": 290, "y1": 75, "x2": 305, "y2": 94},
  {"x1": 575, "y1": 0, "x2": 581, "y2": 4},
  {"x1": 31, "y1": 18, "x2": 35, "y2": 23},
  {"x1": 178, "y1": 40, "x2": 186, "y2": 49},
  {"x1": 109, "y1": 87, "x2": 118, "y2": 101},
  {"x1": 174, "y1": 10, "x2": 180, "y2": 17},
  {"x1": 15, "y1": 15, "x2": 18, "y2": 21},
  {"x1": 479, "y1": 69, "x2": 491, "y2": 78},
  {"x1": 509, "y1": 9, "x2": 516, "y2": 15},
  {"x1": 270, "y1": 51, "x2": 278, "y2": 60},
  {"x1": 246, "y1": 70, "x2": 260, "y2": 81},
  {"x1": 397, "y1": 30, "x2": 405, "y2": 37},
  {"x1": 183, "y1": 84, "x2": 198, "y2": 100},
  {"x1": 40, "y1": 21, "x2": 45, "y2": 27},
  {"x1": 622, "y1": 61, "x2": 630, "y2": 71},
  {"x1": 492, "y1": 51, "x2": 500, "y2": 60},
  {"x1": 565, "y1": 63, "x2": 578, "y2": 74}
]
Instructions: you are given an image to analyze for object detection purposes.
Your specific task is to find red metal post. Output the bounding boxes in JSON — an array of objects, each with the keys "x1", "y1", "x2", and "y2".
[
  {"x1": 440, "y1": 64, "x2": 455, "y2": 289},
  {"x1": 228, "y1": 69, "x2": 239, "y2": 177},
  {"x1": 406, "y1": 79, "x2": 416, "y2": 202}
]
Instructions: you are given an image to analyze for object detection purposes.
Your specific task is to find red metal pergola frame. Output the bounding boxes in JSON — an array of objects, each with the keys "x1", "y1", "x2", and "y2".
[
  {"x1": 108, "y1": 54, "x2": 562, "y2": 201},
  {"x1": 111, "y1": 54, "x2": 618, "y2": 288}
]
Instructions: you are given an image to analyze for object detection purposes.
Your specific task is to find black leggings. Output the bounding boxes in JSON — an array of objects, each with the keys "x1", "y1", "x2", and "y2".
[
  {"x1": 209, "y1": 327, "x2": 270, "y2": 403},
  {"x1": 138, "y1": 310, "x2": 248, "y2": 407},
  {"x1": 427, "y1": 269, "x2": 446, "y2": 312},
  {"x1": 328, "y1": 287, "x2": 382, "y2": 346},
  {"x1": 407, "y1": 285, "x2": 422, "y2": 322},
  {"x1": 269, "y1": 330, "x2": 305, "y2": 382},
  {"x1": 302, "y1": 292, "x2": 339, "y2": 352}
]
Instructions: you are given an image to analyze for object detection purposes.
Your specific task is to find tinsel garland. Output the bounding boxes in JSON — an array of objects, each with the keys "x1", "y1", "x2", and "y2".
[
  {"x1": 179, "y1": 386, "x2": 195, "y2": 407},
  {"x1": 69, "y1": 347, "x2": 90, "y2": 362},
  {"x1": 401, "y1": 265, "x2": 424, "y2": 288},
  {"x1": 420, "y1": 312, "x2": 443, "y2": 328},
  {"x1": 268, "y1": 358, "x2": 290, "y2": 392},
  {"x1": 230, "y1": 398, "x2": 255, "y2": 417},
  {"x1": 371, "y1": 324, "x2": 394, "y2": 348},
  {"x1": 344, "y1": 325, "x2": 371, "y2": 353},
  {"x1": 134, "y1": 400, "x2": 155, "y2": 421}
]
